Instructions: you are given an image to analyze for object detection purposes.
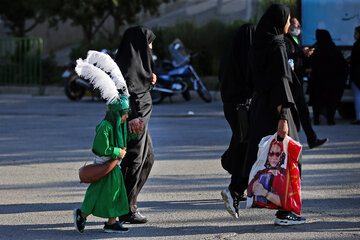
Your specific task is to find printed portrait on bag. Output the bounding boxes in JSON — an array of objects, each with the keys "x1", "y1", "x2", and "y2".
[{"x1": 247, "y1": 139, "x2": 286, "y2": 209}]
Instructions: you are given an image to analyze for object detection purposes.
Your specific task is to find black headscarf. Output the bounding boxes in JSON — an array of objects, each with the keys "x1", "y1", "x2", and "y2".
[
  {"x1": 315, "y1": 29, "x2": 335, "y2": 48},
  {"x1": 219, "y1": 23, "x2": 256, "y2": 103},
  {"x1": 312, "y1": 29, "x2": 347, "y2": 77},
  {"x1": 309, "y1": 29, "x2": 348, "y2": 102},
  {"x1": 253, "y1": 3, "x2": 290, "y2": 66},
  {"x1": 251, "y1": 3, "x2": 293, "y2": 108},
  {"x1": 256, "y1": 4, "x2": 290, "y2": 38},
  {"x1": 115, "y1": 26, "x2": 156, "y2": 96}
]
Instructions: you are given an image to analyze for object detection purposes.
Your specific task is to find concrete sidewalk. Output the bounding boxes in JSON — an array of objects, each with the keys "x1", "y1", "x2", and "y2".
[{"x1": 0, "y1": 94, "x2": 359, "y2": 239}]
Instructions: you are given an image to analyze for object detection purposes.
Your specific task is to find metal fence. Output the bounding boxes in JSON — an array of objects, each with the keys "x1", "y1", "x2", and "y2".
[{"x1": 0, "y1": 37, "x2": 43, "y2": 85}]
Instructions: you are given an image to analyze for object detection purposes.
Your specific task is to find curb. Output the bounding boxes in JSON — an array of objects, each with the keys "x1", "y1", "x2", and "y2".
[
  {"x1": 0, "y1": 86, "x2": 222, "y2": 101},
  {"x1": 0, "y1": 86, "x2": 64, "y2": 96}
]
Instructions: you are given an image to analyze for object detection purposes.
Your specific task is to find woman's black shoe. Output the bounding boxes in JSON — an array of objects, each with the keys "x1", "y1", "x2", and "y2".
[{"x1": 308, "y1": 138, "x2": 328, "y2": 149}]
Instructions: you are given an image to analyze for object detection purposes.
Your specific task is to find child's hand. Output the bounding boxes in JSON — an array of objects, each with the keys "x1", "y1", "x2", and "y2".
[{"x1": 118, "y1": 148, "x2": 127, "y2": 159}]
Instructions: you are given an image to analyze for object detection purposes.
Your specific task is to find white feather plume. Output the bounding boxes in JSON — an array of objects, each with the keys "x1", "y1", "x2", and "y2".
[
  {"x1": 75, "y1": 59, "x2": 119, "y2": 104},
  {"x1": 86, "y1": 50, "x2": 129, "y2": 97}
]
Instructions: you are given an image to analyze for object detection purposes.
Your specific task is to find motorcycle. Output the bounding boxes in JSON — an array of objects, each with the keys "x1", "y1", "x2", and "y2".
[
  {"x1": 63, "y1": 49, "x2": 114, "y2": 101},
  {"x1": 151, "y1": 39, "x2": 212, "y2": 104}
]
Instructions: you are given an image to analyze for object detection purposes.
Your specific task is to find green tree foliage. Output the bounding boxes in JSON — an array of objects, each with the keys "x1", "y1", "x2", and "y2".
[
  {"x1": 49, "y1": 0, "x2": 171, "y2": 43},
  {"x1": 0, "y1": 0, "x2": 47, "y2": 37},
  {"x1": 111, "y1": 0, "x2": 171, "y2": 38},
  {"x1": 66, "y1": 0, "x2": 172, "y2": 61},
  {"x1": 152, "y1": 19, "x2": 249, "y2": 76},
  {"x1": 48, "y1": 0, "x2": 114, "y2": 43}
]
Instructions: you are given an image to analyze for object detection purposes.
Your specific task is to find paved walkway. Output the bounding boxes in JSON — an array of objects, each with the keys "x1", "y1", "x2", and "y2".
[{"x1": 0, "y1": 94, "x2": 359, "y2": 239}]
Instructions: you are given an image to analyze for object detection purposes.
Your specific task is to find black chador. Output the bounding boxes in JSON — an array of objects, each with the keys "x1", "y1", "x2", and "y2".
[
  {"x1": 243, "y1": 4, "x2": 301, "y2": 183},
  {"x1": 218, "y1": 23, "x2": 256, "y2": 195},
  {"x1": 309, "y1": 29, "x2": 348, "y2": 125},
  {"x1": 115, "y1": 26, "x2": 156, "y2": 222}
]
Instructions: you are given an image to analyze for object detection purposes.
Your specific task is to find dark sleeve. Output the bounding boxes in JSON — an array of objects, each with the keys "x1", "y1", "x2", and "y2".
[
  {"x1": 284, "y1": 36, "x2": 294, "y2": 59},
  {"x1": 128, "y1": 95, "x2": 139, "y2": 120},
  {"x1": 267, "y1": 46, "x2": 295, "y2": 112}
]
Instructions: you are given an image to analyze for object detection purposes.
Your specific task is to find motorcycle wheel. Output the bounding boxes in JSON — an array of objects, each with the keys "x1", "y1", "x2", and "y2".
[
  {"x1": 151, "y1": 89, "x2": 164, "y2": 104},
  {"x1": 182, "y1": 90, "x2": 191, "y2": 101},
  {"x1": 196, "y1": 80, "x2": 212, "y2": 103},
  {"x1": 65, "y1": 75, "x2": 86, "y2": 101}
]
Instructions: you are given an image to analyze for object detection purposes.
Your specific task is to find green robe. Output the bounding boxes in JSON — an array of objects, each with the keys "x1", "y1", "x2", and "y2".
[{"x1": 81, "y1": 120, "x2": 135, "y2": 218}]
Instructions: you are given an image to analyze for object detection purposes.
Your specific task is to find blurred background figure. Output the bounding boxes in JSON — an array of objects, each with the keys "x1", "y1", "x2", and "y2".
[
  {"x1": 284, "y1": 18, "x2": 328, "y2": 149},
  {"x1": 218, "y1": 23, "x2": 256, "y2": 219},
  {"x1": 309, "y1": 29, "x2": 348, "y2": 125},
  {"x1": 350, "y1": 26, "x2": 360, "y2": 125}
]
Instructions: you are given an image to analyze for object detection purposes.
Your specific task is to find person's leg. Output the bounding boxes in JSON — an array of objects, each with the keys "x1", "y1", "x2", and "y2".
[
  {"x1": 120, "y1": 126, "x2": 153, "y2": 223},
  {"x1": 221, "y1": 103, "x2": 249, "y2": 218},
  {"x1": 221, "y1": 103, "x2": 241, "y2": 174},
  {"x1": 296, "y1": 89, "x2": 317, "y2": 142},
  {"x1": 296, "y1": 89, "x2": 328, "y2": 148},
  {"x1": 312, "y1": 103, "x2": 320, "y2": 125},
  {"x1": 326, "y1": 104, "x2": 336, "y2": 125},
  {"x1": 108, "y1": 217, "x2": 116, "y2": 224},
  {"x1": 131, "y1": 135, "x2": 154, "y2": 208},
  {"x1": 351, "y1": 82, "x2": 360, "y2": 122}
]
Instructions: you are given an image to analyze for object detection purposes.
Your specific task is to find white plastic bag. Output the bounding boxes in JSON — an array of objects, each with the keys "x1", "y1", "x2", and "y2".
[{"x1": 246, "y1": 133, "x2": 302, "y2": 215}]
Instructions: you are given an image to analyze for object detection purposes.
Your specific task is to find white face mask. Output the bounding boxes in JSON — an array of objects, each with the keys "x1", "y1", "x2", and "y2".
[{"x1": 291, "y1": 28, "x2": 301, "y2": 36}]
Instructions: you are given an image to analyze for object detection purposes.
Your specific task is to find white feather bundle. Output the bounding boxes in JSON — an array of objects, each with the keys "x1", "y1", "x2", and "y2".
[
  {"x1": 86, "y1": 50, "x2": 129, "y2": 97},
  {"x1": 75, "y1": 59, "x2": 119, "y2": 104}
]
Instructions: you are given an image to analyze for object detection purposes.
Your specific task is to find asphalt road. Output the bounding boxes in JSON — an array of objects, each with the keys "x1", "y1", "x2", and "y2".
[{"x1": 0, "y1": 93, "x2": 359, "y2": 239}]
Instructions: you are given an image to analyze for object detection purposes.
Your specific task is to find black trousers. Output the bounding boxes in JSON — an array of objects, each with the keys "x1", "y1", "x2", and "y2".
[
  {"x1": 294, "y1": 87, "x2": 317, "y2": 143},
  {"x1": 222, "y1": 103, "x2": 248, "y2": 194},
  {"x1": 121, "y1": 92, "x2": 154, "y2": 213},
  {"x1": 313, "y1": 102, "x2": 337, "y2": 125}
]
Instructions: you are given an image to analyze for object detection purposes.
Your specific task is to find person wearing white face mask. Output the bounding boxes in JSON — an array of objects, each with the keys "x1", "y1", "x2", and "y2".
[{"x1": 284, "y1": 17, "x2": 328, "y2": 149}]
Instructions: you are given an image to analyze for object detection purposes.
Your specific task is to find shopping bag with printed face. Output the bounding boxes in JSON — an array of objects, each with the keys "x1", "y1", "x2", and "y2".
[{"x1": 246, "y1": 133, "x2": 302, "y2": 215}]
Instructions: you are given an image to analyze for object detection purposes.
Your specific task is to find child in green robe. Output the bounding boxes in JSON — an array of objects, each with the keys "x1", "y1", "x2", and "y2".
[{"x1": 73, "y1": 50, "x2": 135, "y2": 234}]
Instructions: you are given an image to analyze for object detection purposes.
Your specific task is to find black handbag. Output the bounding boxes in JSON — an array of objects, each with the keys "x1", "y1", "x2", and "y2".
[{"x1": 236, "y1": 98, "x2": 251, "y2": 143}]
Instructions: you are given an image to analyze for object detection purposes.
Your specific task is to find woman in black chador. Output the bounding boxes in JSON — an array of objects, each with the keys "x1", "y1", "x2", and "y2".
[
  {"x1": 244, "y1": 4, "x2": 305, "y2": 225},
  {"x1": 219, "y1": 23, "x2": 256, "y2": 219},
  {"x1": 115, "y1": 26, "x2": 157, "y2": 224},
  {"x1": 309, "y1": 29, "x2": 348, "y2": 125}
]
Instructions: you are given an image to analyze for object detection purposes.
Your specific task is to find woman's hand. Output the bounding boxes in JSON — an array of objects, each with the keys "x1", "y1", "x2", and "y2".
[
  {"x1": 151, "y1": 73, "x2": 157, "y2": 85},
  {"x1": 277, "y1": 119, "x2": 288, "y2": 138},
  {"x1": 118, "y1": 148, "x2": 127, "y2": 159},
  {"x1": 303, "y1": 47, "x2": 315, "y2": 57},
  {"x1": 129, "y1": 118, "x2": 144, "y2": 134}
]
